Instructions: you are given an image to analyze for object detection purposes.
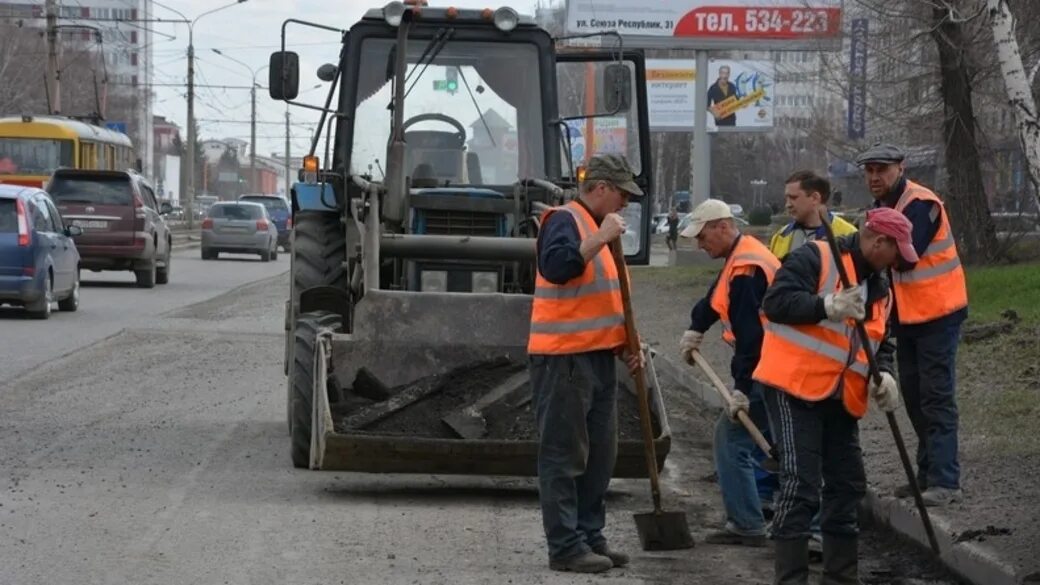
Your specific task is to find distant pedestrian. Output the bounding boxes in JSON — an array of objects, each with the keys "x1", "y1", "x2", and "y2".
[
  {"x1": 857, "y1": 143, "x2": 968, "y2": 507},
  {"x1": 666, "y1": 208, "x2": 680, "y2": 251},
  {"x1": 754, "y1": 207, "x2": 914, "y2": 585},
  {"x1": 528, "y1": 154, "x2": 644, "y2": 573},
  {"x1": 678, "y1": 199, "x2": 780, "y2": 547}
]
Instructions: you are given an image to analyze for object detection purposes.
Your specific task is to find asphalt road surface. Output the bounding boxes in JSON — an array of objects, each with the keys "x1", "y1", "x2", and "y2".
[{"x1": 0, "y1": 249, "x2": 959, "y2": 585}]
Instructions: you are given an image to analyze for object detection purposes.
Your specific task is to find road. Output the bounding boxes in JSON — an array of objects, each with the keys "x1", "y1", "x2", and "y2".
[{"x1": 0, "y1": 247, "x2": 958, "y2": 585}]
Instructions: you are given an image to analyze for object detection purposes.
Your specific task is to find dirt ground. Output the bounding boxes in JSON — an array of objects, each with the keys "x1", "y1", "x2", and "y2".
[{"x1": 628, "y1": 245, "x2": 1039, "y2": 581}]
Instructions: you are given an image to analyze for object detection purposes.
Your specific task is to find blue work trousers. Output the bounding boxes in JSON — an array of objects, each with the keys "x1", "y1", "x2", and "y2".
[{"x1": 529, "y1": 350, "x2": 618, "y2": 561}]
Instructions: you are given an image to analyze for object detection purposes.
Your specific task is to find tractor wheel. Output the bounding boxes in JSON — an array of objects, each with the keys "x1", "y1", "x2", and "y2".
[
  {"x1": 290, "y1": 310, "x2": 342, "y2": 469},
  {"x1": 291, "y1": 211, "x2": 347, "y2": 319}
]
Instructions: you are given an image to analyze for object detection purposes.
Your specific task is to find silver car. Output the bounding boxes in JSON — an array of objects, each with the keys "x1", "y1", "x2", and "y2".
[{"x1": 200, "y1": 201, "x2": 278, "y2": 262}]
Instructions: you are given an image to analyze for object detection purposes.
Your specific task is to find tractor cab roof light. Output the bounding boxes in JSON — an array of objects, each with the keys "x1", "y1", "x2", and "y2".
[
  {"x1": 383, "y1": 1, "x2": 406, "y2": 26},
  {"x1": 493, "y1": 7, "x2": 519, "y2": 31}
]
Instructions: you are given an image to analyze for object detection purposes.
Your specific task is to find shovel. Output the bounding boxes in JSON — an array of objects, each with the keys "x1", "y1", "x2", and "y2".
[
  {"x1": 689, "y1": 350, "x2": 779, "y2": 473},
  {"x1": 610, "y1": 240, "x2": 695, "y2": 551},
  {"x1": 818, "y1": 208, "x2": 941, "y2": 555}
]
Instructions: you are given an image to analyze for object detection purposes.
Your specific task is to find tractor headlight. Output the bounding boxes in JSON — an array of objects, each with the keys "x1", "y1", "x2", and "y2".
[
  {"x1": 383, "y1": 1, "x2": 406, "y2": 26},
  {"x1": 471, "y1": 271, "x2": 499, "y2": 293},
  {"x1": 493, "y1": 7, "x2": 519, "y2": 32},
  {"x1": 420, "y1": 270, "x2": 448, "y2": 292}
]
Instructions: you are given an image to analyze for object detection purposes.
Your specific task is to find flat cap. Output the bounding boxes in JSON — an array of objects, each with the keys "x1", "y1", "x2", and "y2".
[
  {"x1": 855, "y1": 143, "x2": 905, "y2": 166},
  {"x1": 584, "y1": 154, "x2": 644, "y2": 196}
]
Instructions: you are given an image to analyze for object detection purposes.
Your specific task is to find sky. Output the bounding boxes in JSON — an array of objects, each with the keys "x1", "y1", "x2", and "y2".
[{"x1": 149, "y1": 0, "x2": 546, "y2": 161}]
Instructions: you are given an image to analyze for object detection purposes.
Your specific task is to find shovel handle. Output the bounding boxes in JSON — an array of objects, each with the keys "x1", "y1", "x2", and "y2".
[
  {"x1": 690, "y1": 351, "x2": 775, "y2": 458},
  {"x1": 610, "y1": 240, "x2": 663, "y2": 513}
]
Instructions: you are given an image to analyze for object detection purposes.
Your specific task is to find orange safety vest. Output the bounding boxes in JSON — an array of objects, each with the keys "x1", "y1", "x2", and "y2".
[
  {"x1": 891, "y1": 181, "x2": 968, "y2": 325},
  {"x1": 752, "y1": 241, "x2": 891, "y2": 418},
  {"x1": 527, "y1": 201, "x2": 627, "y2": 355},
  {"x1": 708, "y1": 235, "x2": 781, "y2": 346}
]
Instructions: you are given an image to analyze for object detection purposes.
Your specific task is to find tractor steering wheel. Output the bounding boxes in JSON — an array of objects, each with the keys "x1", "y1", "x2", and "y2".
[{"x1": 401, "y1": 113, "x2": 467, "y2": 146}]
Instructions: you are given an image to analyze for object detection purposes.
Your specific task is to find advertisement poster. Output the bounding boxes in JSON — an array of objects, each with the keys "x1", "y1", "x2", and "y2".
[
  {"x1": 566, "y1": 0, "x2": 842, "y2": 45},
  {"x1": 706, "y1": 60, "x2": 774, "y2": 130},
  {"x1": 564, "y1": 117, "x2": 629, "y2": 165},
  {"x1": 646, "y1": 59, "x2": 697, "y2": 131}
]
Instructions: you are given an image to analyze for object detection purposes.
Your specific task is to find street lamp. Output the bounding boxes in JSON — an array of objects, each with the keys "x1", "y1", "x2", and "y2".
[
  {"x1": 212, "y1": 48, "x2": 266, "y2": 194},
  {"x1": 154, "y1": 0, "x2": 249, "y2": 228},
  {"x1": 750, "y1": 179, "x2": 768, "y2": 208}
]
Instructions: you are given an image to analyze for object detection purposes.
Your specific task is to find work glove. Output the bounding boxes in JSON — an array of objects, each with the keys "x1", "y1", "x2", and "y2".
[
  {"x1": 679, "y1": 330, "x2": 704, "y2": 365},
  {"x1": 869, "y1": 372, "x2": 901, "y2": 413},
  {"x1": 727, "y1": 390, "x2": 750, "y2": 422},
  {"x1": 824, "y1": 285, "x2": 866, "y2": 322}
]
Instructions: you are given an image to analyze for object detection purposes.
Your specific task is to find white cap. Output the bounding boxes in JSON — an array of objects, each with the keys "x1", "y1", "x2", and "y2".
[{"x1": 680, "y1": 199, "x2": 734, "y2": 238}]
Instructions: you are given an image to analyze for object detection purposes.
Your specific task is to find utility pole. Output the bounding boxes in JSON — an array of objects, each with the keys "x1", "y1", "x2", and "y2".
[
  {"x1": 250, "y1": 83, "x2": 257, "y2": 193},
  {"x1": 45, "y1": 0, "x2": 60, "y2": 114},
  {"x1": 185, "y1": 35, "x2": 196, "y2": 228},
  {"x1": 284, "y1": 108, "x2": 291, "y2": 197}
]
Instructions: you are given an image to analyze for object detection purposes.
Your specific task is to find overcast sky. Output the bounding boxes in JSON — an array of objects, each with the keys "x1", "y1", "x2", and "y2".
[{"x1": 150, "y1": 0, "x2": 547, "y2": 161}]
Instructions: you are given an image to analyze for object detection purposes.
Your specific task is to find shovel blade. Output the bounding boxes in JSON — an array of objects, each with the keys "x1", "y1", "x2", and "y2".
[{"x1": 633, "y1": 510, "x2": 695, "y2": 551}]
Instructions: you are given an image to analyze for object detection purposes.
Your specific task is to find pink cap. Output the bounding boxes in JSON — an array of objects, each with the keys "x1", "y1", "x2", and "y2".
[{"x1": 864, "y1": 207, "x2": 919, "y2": 263}]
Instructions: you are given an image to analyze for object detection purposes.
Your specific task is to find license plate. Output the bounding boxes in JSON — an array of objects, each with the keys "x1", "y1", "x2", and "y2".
[
  {"x1": 73, "y1": 220, "x2": 108, "y2": 229},
  {"x1": 222, "y1": 226, "x2": 248, "y2": 233}
]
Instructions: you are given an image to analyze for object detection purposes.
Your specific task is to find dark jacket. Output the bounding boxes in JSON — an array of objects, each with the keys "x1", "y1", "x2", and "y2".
[{"x1": 762, "y1": 233, "x2": 896, "y2": 376}]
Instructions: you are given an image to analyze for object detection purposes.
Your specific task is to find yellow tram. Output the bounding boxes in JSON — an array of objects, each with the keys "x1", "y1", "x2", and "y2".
[{"x1": 0, "y1": 115, "x2": 135, "y2": 187}]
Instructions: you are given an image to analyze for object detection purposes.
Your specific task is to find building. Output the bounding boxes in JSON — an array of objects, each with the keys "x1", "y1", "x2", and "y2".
[
  {"x1": 0, "y1": 0, "x2": 154, "y2": 180},
  {"x1": 152, "y1": 115, "x2": 180, "y2": 201}
]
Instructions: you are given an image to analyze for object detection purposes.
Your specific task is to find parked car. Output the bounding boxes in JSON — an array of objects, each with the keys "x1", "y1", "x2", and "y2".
[
  {"x1": 0, "y1": 184, "x2": 82, "y2": 318},
  {"x1": 200, "y1": 201, "x2": 278, "y2": 262},
  {"x1": 239, "y1": 194, "x2": 292, "y2": 251},
  {"x1": 47, "y1": 169, "x2": 173, "y2": 288}
]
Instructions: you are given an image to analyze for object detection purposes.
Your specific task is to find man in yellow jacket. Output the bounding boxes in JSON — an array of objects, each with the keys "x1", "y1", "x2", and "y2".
[{"x1": 769, "y1": 170, "x2": 858, "y2": 260}]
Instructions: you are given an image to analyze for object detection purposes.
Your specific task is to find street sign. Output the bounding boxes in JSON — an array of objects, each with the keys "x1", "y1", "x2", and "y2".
[{"x1": 105, "y1": 121, "x2": 128, "y2": 134}]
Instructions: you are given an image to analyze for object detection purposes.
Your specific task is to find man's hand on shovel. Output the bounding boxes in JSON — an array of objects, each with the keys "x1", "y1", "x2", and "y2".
[{"x1": 726, "y1": 389, "x2": 751, "y2": 422}]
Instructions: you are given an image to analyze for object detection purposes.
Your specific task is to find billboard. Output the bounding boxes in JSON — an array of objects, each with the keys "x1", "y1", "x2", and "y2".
[
  {"x1": 646, "y1": 59, "x2": 774, "y2": 132},
  {"x1": 566, "y1": 0, "x2": 842, "y2": 49},
  {"x1": 706, "y1": 60, "x2": 774, "y2": 131},
  {"x1": 563, "y1": 117, "x2": 629, "y2": 164}
]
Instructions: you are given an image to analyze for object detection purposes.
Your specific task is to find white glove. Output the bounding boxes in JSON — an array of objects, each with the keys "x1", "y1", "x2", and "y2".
[
  {"x1": 727, "y1": 390, "x2": 750, "y2": 422},
  {"x1": 824, "y1": 285, "x2": 866, "y2": 322},
  {"x1": 869, "y1": 372, "x2": 901, "y2": 412},
  {"x1": 679, "y1": 330, "x2": 704, "y2": 365}
]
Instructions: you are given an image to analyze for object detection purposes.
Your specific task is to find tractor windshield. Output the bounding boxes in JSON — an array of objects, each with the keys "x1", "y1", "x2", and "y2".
[{"x1": 351, "y1": 37, "x2": 545, "y2": 186}]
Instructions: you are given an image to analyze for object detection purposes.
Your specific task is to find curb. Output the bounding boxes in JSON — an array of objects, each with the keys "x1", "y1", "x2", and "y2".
[{"x1": 651, "y1": 352, "x2": 1023, "y2": 585}]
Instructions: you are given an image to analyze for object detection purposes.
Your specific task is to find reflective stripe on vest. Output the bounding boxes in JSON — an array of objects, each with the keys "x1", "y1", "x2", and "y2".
[
  {"x1": 891, "y1": 182, "x2": 968, "y2": 324},
  {"x1": 752, "y1": 241, "x2": 890, "y2": 418},
  {"x1": 708, "y1": 236, "x2": 781, "y2": 346},
  {"x1": 527, "y1": 201, "x2": 628, "y2": 355}
]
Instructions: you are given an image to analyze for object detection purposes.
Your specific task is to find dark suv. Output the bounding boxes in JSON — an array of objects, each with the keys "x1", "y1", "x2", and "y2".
[
  {"x1": 47, "y1": 169, "x2": 173, "y2": 288},
  {"x1": 238, "y1": 194, "x2": 291, "y2": 251}
]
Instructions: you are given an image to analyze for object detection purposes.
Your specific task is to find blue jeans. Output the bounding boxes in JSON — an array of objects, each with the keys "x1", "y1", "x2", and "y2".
[
  {"x1": 897, "y1": 322, "x2": 961, "y2": 489},
  {"x1": 714, "y1": 387, "x2": 768, "y2": 534},
  {"x1": 530, "y1": 351, "x2": 618, "y2": 561}
]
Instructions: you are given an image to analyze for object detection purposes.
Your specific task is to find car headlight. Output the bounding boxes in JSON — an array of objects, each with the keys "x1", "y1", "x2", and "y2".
[
  {"x1": 471, "y1": 271, "x2": 498, "y2": 293},
  {"x1": 383, "y1": 1, "x2": 406, "y2": 26},
  {"x1": 493, "y1": 7, "x2": 519, "y2": 32},
  {"x1": 420, "y1": 270, "x2": 448, "y2": 292}
]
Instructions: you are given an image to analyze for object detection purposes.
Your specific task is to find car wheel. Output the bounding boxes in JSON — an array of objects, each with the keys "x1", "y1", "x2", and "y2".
[
  {"x1": 271, "y1": 245, "x2": 279, "y2": 261},
  {"x1": 27, "y1": 273, "x2": 53, "y2": 319},
  {"x1": 201, "y1": 248, "x2": 213, "y2": 260},
  {"x1": 135, "y1": 261, "x2": 157, "y2": 289},
  {"x1": 260, "y1": 248, "x2": 271, "y2": 262},
  {"x1": 58, "y1": 270, "x2": 80, "y2": 312},
  {"x1": 156, "y1": 249, "x2": 171, "y2": 285}
]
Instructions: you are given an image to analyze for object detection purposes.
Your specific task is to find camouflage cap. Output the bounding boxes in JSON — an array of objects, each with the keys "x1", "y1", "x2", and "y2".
[
  {"x1": 584, "y1": 154, "x2": 644, "y2": 197},
  {"x1": 855, "y1": 142, "x2": 906, "y2": 166}
]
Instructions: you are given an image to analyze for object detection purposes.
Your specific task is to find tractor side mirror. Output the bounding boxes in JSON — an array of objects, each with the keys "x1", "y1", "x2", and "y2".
[
  {"x1": 269, "y1": 51, "x2": 300, "y2": 100},
  {"x1": 603, "y1": 63, "x2": 632, "y2": 113},
  {"x1": 316, "y1": 63, "x2": 338, "y2": 82}
]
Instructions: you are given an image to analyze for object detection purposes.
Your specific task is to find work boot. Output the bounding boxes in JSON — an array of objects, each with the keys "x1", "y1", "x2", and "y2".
[
  {"x1": 705, "y1": 521, "x2": 768, "y2": 547},
  {"x1": 821, "y1": 534, "x2": 860, "y2": 585},
  {"x1": 808, "y1": 533, "x2": 823, "y2": 563},
  {"x1": 921, "y1": 487, "x2": 963, "y2": 507},
  {"x1": 591, "y1": 544, "x2": 630, "y2": 568},
  {"x1": 548, "y1": 551, "x2": 613, "y2": 574},
  {"x1": 774, "y1": 539, "x2": 810, "y2": 585}
]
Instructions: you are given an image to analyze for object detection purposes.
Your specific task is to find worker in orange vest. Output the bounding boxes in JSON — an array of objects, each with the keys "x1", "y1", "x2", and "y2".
[
  {"x1": 857, "y1": 143, "x2": 967, "y2": 507},
  {"x1": 527, "y1": 154, "x2": 643, "y2": 574},
  {"x1": 677, "y1": 199, "x2": 780, "y2": 547},
  {"x1": 753, "y1": 207, "x2": 913, "y2": 585}
]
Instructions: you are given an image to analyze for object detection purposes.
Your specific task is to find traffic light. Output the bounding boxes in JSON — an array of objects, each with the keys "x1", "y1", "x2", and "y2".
[{"x1": 446, "y1": 67, "x2": 458, "y2": 95}]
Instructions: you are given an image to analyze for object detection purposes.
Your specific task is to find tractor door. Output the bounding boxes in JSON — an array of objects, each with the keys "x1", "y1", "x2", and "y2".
[{"x1": 556, "y1": 49, "x2": 654, "y2": 265}]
